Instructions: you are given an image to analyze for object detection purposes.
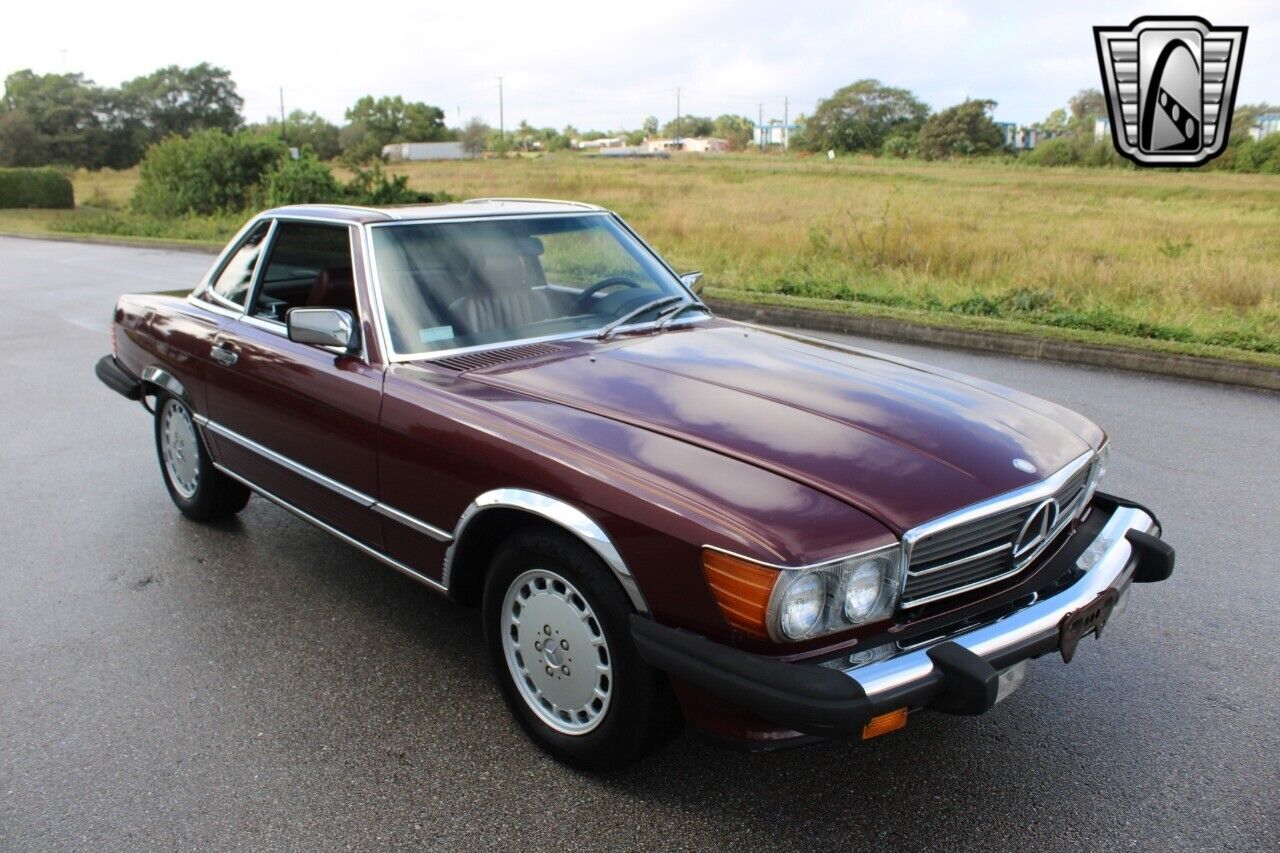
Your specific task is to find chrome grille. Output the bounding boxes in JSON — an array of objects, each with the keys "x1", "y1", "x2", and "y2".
[{"x1": 900, "y1": 455, "x2": 1096, "y2": 609}]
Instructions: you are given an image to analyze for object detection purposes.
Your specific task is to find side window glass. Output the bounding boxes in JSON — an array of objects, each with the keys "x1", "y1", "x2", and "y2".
[
  {"x1": 209, "y1": 221, "x2": 271, "y2": 308},
  {"x1": 249, "y1": 222, "x2": 354, "y2": 323}
]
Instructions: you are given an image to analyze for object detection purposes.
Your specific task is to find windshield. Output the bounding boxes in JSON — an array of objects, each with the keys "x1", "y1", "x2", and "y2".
[{"x1": 369, "y1": 213, "x2": 688, "y2": 356}]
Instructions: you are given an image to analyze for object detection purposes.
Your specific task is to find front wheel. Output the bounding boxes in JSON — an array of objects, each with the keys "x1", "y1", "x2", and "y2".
[
  {"x1": 153, "y1": 395, "x2": 249, "y2": 521},
  {"x1": 482, "y1": 527, "x2": 678, "y2": 770}
]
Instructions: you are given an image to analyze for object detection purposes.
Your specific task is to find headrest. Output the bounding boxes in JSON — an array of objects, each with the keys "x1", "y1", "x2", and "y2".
[
  {"x1": 307, "y1": 266, "x2": 356, "y2": 309},
  {"x1": 463, "y1": 235, "x2": 544, "y2": 264},
  {"x1": 475, "y1": 254, "x2": 529, "y2": 293}
]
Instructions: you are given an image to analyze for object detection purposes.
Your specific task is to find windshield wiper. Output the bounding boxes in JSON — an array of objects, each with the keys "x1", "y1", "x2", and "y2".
[
  {"x1": 655, "y1": 301, "x2": 712, "y2": 331},
  {"x1": 594, "y1": 295, "x2": 683, "y2": 340}
]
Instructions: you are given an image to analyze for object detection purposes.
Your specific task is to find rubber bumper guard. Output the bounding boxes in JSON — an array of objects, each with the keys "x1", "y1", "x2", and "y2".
[
  {"x1": 630, "y1": 615, "x2": 1006, "y2": 737},
  {"x1": 629, "y1": 615, "x2": 877, "y2": 737},
  {"x1": 95, "y1": 355, "x2": 142, "y2": 400}
]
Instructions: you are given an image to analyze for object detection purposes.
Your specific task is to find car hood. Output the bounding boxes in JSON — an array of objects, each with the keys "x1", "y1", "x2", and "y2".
[{"x1": 465, "y1": 322, "x2": 1100, "y2": 534}]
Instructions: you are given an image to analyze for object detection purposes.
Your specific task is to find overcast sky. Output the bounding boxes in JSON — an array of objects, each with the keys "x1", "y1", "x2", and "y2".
[{"x1": 3, "y1": 1, "x2": 1276, "y2": 131}]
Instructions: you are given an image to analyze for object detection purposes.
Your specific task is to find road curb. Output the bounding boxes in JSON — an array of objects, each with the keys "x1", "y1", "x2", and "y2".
[
  {"x1": 709, "y1": 299, "x2": 1280, "y2": 393},
  {"x1": 0, "y1": 230, "x2": 220, "y2": 255}
]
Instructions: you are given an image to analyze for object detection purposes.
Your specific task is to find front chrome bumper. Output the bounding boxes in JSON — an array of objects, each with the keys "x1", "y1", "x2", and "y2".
[
  {"x1": 631, "y1": 496, "x2": 1171, "y2": 741},
  {"x1": 842, "y1": 503, "x2": 1159, "y2": 703}
]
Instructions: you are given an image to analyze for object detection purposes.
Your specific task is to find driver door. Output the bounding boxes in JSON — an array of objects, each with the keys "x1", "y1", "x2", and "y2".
[{"x1": 203, "y1": 218, "x2": 385, "y2": 546}]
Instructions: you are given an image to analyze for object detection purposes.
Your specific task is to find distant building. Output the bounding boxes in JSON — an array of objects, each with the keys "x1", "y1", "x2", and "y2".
[
  {"x1": 752, "y1": 123, "x2": 798, "y2": 148},
  {"x1": 681, "y1": 137, "x2": 728, "y2": 153},
  {"x1": 643, "y1": 138, "x2": 681, "y2": 153},
  {"x1": 996, "y1": 122, "x2": 1053, "y2": 151},
  {"x1": 575, "y1": 137, "x2": 625, "y2": 150},
  {"x1": 642, "y1": 137, "x2": 727, "y2": 153},
  {"x1": 1252, "y1": 114, "x2": 1280, "y2": 140},
  {"x1": 598, "y1": 147, "x2": 670, "y2": 159},
  {"x1": 1095, "y1": 117, "x2": 1112, "y2": 141},
  {"x1": 382, "y1": 141, "x2": 470, "y2": 161}
]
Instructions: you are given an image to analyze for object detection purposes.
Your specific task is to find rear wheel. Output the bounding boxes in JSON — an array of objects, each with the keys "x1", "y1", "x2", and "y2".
[
  {"x1": 153, "y1": 395, "x2": 249, "y2": 520},
  {"x1": 482, "y1": 527, "x2": 677, "y2": 770}
]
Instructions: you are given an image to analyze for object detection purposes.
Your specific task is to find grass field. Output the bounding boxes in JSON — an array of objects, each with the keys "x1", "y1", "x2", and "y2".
[{"x1": 6, "y1": 155, "x2": 1279, "y2": 363}]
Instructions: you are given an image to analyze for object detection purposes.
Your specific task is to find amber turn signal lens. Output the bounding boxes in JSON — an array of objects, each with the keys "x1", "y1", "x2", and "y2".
[
  {"x1": 861, "y1": 707, "x2": 908, "y2": 739},
  {"x1": 702, "y1": 549, "x2": 779, "y2": 638}
]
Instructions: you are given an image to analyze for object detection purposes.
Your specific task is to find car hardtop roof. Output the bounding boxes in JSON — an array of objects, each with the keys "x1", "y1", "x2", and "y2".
[{"x1": 261, "y1": 198, "x2": 606, "y2": 224}]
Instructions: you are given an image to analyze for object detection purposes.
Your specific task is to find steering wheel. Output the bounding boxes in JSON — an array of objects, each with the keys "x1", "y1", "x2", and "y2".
[{"x1": 574, "y1": 276, "x2": 643, "y2": 313}]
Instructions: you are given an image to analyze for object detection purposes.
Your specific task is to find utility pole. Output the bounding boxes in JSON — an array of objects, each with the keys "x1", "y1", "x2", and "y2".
[
  {"x1": 783, "y1": 97, "x2": 789, "y2": 150},
  {"x1": 279, "y1": 88, "x2": 287, "y2": 145},
  {"x1": 497, "y1": 77, "x2": 505, "y2": 154},
  {"x1": 758, "y1": 103, "x2": 764, "y2": 152},
  {"x1": 675, "y1": 87, "x2": 681, "y2": 140}
]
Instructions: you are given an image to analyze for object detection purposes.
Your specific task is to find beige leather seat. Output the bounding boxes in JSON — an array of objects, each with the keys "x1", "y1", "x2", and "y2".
[{"x1": 451, "y1": 240, "x2": 552, "y2": 335}]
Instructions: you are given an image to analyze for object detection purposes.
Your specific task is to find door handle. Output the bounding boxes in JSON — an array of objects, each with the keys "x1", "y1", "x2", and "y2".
[{"x1": 210, "y1": 343, "x2": 239, "y2": 366}]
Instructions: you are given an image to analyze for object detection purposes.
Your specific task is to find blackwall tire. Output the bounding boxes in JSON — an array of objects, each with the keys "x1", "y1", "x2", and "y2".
[
  {"x1": 153, "y1": 395, "x2": 249, "y2": 521},
  {"x1": 482, "y1": 526, "x2": 679, "y2": 770}
]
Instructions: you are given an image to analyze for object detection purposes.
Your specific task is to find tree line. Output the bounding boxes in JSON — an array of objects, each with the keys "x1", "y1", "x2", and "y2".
[
  {"x1": 3, "y1": 65, "x2": 1277, "y2": 172},
  {"x1": 0, "y1": 65, "x2": 460, "y2": 169}
]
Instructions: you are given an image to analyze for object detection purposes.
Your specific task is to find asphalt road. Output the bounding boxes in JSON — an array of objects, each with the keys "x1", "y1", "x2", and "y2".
[{"x1": 2, "y1": 235, "x2": 1277, "y2": 851}]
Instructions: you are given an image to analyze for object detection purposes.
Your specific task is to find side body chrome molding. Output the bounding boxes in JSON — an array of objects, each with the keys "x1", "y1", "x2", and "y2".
[
  {"x1": 210, "y1": 462, "x2": 448, "y2": 595},
  {"x1": 444, "y1": 488, "x2": 649, "y2": 614},
  {"x1": 192, "y1": 416, "x2": 644, "y2": 610},
  {"x1": 372, "y1": 502, "x2": 452, "y2": 541},
  {"x1": 198, "y1": 416, "x2": 381, "y2": 509},
  {"x1": 194, "y1": 415, "x2": 453, "y2": 541}
]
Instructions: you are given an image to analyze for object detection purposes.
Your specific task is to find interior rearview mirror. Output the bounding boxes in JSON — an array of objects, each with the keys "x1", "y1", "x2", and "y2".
[
  {"x1": 287, "y1": 308, "x2": 357, "y2": 350},
  {"x1": 681, "y1": 271, "x2": 704, "y2": 296}
]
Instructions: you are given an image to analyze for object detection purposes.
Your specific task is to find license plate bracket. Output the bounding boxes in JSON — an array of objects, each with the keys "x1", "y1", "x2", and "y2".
[{"x1": 1059, "y1": 588, "x2": 1119, "y2": 663}]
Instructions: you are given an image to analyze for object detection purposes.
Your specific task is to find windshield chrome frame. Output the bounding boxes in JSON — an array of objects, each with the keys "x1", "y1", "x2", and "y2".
[{"x1": 361, "y1": 211, "x2": 709, "y2": 363}]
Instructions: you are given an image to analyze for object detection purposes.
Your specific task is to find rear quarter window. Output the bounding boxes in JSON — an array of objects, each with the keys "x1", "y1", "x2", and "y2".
[{"x1": 207, "y1": 221, "x2": 271, "y2": 308}]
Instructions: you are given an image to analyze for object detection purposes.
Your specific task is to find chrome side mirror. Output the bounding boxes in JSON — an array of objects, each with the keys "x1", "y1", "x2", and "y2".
[
  {"x1": 287, "y1": 308, "x2": 357, "y2": 350},
  {"x1": 680, "y1": 271, "x2": 704, "y2": 296}
]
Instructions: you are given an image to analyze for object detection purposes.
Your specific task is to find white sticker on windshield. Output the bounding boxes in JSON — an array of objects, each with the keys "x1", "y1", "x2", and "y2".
[{"x1": 419, "y1": 325, "x2": 455, "y2": 344}]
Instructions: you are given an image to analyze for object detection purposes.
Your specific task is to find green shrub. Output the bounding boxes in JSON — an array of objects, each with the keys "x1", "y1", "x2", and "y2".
[
  {"x1": 342, "y1": 161, "x2": 446, "y2": 205},
  {"x1": 257, "y1": 149, "x2": 343, "y2": 207},
  {"x1": 1230, "y1": 135, "x2": 1280, "y2": 174},
  {"x1": 0, "y1": 167, "x2": 74, "y2": 208},
  {"x1": 1022, "y1": 137, "x2": 1083, "y2": 166},
  {"x1": 917, "y1": 99, "x2": 1003, "y2": 160},
  {"x1": 881, "y1": 136, "x2": 913, "y2": 159},
  {"x1": 132, "y1": 129, "x2": 287, "y2": 217},
  {"x1": 1022, "y1": 136, "x2": 1126, "y2": 168}
]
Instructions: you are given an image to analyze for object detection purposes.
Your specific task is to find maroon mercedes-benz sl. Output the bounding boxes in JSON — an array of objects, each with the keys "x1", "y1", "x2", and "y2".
[{"x1": 96, "y1": 199, "x2": 1173, "y2": 769}]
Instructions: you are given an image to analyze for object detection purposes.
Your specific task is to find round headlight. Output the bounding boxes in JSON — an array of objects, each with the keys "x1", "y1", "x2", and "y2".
[
  {"x1": 778, "y1": 573, "x2": 825, "y2": 639},
  {"x1": 843, "y1": 560, "x2": 885, "y2": 622}
]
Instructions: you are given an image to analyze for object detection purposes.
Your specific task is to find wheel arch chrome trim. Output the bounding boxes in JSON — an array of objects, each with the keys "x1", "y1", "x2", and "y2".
[
  {"x1": 141, "y1": 365, "x2": 190, "y2": 404},
  {"x1": 444, "y1": 488, "x2": 649, "y2": 614}
]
